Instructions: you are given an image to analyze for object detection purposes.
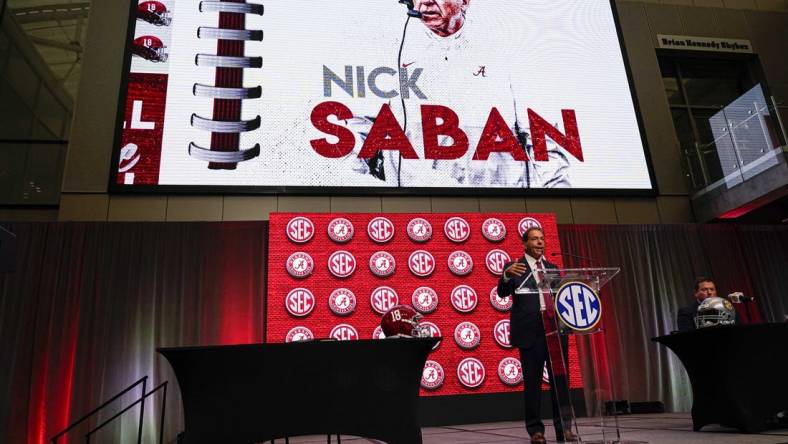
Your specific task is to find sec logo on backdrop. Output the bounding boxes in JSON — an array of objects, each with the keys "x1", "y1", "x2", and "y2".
[
  {"x1": 372, "y1": 325, "x2": 385, "y2": 339},
  {"x1": 286, "y1": 252, "x2": 314, "y2": 278},
  {"x1": 408, "y1": 250, "x2": 435, "y2": 277},
  {"x1": 286, "y1": 217, "x2": 315, "y2": 243},
  {"x1": 368, "y1": 217, "x2": 395, "y2": 243},
  {"x1": 555, "y1": 281, "x2": 602, "y2": 331},
  {"x1": 518, "y1": 217, "x2": 542, "y2": 238},
  {"x1": 370, "y1": 286, "x2": 399, "y2": 314},
  {"x1": 451, "y1": 285, "x2": 478, "y2": 313},
  {"x1": 407, "y1": 218, "x2": 432, "y2": 242},
  {"x1": 328, "y1": 250, "x2": 356, "y2": 278},
  {"x1": 457, "y1": 357, "x2": 485, "y2": 389},
  {"x1": 444, "y1": 217, "x2": 471, "y2": 243},
  {"x1": 485, "y1": 249, "x2": 511, "y2": 276},
  {"x1": 493, "y1": 319, "x2": 512, "y2": 348},
  {"x1": 327, "y1": 217, "x2": 354, "y2": 243},
  {"x1": 330, "y1": 324, "x2": 359, "y2": 341},
  {"x1": 285, "y1": 288, "x2": 315, "y2": 317}
]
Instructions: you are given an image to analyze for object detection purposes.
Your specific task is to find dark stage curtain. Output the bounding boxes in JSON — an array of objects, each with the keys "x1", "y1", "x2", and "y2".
[
  {"x1": 1, "y1": 221, "x2": 786, "y2": 443},
  {"x1": 557, "y1": 224, "x2": 787, "y2": 414},
  {"x1": 0, "y1": 222, "x2": 267, "y2": 444}
]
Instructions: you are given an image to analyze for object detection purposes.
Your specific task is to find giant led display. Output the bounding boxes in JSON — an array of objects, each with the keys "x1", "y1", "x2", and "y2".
[
  {"x1": 266, "y1": 213, "x2": 583, "y2": 396},
  {"x1": 114, "y1": 0, "x2": 653, "y2": 192}
]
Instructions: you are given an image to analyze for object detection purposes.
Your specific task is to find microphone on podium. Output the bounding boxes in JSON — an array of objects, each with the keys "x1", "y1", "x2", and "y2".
[{"x1": 550, "y1": 251, "x2": 596, "y2": 264}]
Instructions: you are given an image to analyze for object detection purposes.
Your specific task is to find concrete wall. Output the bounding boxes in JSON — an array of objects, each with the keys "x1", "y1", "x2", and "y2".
[{"x1": 43, "y1": 0, "x2": 788, "y2": 224}]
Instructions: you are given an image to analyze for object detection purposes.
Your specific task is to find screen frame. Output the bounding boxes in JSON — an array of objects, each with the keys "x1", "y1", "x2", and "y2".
[{"x1": 108, "y1": 0, "x2": 659, "y2": 197}]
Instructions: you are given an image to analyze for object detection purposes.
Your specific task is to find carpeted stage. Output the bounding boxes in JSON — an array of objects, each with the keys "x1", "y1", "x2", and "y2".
[{"x1": 274, "y1": 414, "x2": 788, "y2": 444}]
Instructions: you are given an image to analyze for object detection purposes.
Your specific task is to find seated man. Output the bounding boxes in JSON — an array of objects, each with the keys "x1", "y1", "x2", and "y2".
[{"x1": 677, "y1": 277, "x2": 717, "y2": 332}]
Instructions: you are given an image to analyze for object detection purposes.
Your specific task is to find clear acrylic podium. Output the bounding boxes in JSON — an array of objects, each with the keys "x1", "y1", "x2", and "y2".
[{"x1": 516, "y1": 267, "x2": 638, "y2": 444}]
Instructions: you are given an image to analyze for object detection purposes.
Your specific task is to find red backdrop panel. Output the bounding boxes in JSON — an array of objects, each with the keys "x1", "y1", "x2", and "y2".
[{"x1": 267, "y1": 213, "x2": 583, "y2": 396}]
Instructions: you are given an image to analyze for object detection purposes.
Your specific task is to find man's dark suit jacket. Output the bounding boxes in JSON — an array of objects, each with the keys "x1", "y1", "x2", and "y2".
[
  {"x1": 497, "y1": 256, "x2": 559, "y2": 349},
  {"x1": 677, "y1": 300, "x2": 700, "y2": 332}
]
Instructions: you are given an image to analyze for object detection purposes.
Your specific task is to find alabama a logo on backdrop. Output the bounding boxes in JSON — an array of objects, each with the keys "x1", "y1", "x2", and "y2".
[
  {"x1": 411, "y1": 287, "x2": 438, "y2": 313},
  {"x1": 327, "y1": 217, "x2": 354, "y2": 243},
  {"x1": 422, "y1": 360, "x2": 445, "y2": 390},
  {"x1": 555, "y1": 281, "x2": 602, "y2": 332},
  {"x1": 286, "y1": 252, "x2": 314, "y2": 278}
]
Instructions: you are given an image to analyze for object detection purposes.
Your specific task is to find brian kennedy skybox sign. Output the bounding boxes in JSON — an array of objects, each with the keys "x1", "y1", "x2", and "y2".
[{"x1": 658, "y1": 34, "x2": 753, "y2": 54}]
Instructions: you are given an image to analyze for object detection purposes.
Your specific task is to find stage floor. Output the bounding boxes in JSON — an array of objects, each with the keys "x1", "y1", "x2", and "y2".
[{"x1": 274, "y1": 413, "x2": 788, "y2": 443}]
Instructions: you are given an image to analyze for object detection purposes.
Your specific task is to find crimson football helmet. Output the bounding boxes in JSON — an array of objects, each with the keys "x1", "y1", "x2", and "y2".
[
  {"x1": 132, "y1": 36, "x2": 168, "y2": 63},
  {"x1": 380, "y1": 305, "x2": 428, "y2": 338},
  {"x1": 137, "y1": 1, "x2": 172, "y2": 26}
]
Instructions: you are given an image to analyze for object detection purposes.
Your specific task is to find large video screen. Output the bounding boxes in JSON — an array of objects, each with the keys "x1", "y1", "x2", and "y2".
[
  {"x1": 266, "y1": 213, "x2": 583, "y2": 396},
  {"x1": 113, "y1": 0, "x2": 653, "y2": 193}
]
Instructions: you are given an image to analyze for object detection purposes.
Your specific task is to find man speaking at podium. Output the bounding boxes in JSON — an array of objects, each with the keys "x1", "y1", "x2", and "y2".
[{"x1": 498, "y1": 227, "x2": 577, "y2": 443}]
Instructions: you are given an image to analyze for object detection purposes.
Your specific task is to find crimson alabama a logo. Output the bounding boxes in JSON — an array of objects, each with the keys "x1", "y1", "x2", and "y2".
[
  {"x1": 490, "y1": 287, "x2": 512, "y2": 312},
  {"x1": 411, "y1": 287, "x2": 438, "y2": 314},
  {"x1": 454, "y1": 321, "x2": 481, "y2": 350},
  {"x1": 285, "y1": 326, "x2": 314, "y2": 343},
  {"x1": 328, "y1": 288, "x2": 357, "y2": 316},
  {"x1": 421, "y1": 360, "x2": 445, "y2": 390},
  {"x1": 327, "y1": 217, "x2": 354, "y2": 243},
  {"x1": 482, "y1": 218, "x2": 506, "y2": 242},
  {"x1": 447, "y1": 251, "x2": 473, "y2": 275},
  {"x1": 286, "y1": 252, "x2": 314, "y2": 278},
  {"x1": 369, "y1": 251, "x2": 396, "y2": 277},
  {"x1": 498, "y1": 357, "x2": 523, "y2": 386},
  {"x1": 407, "y1": 218, "x2": 432, "y2": 242}
]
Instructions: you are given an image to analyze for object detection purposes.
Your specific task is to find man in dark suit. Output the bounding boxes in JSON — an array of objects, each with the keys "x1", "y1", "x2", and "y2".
[
  {"x1": 497, "y1": 227, "x2": 577, "y2": 444},
  {"x1": 677, "y1": 277, "x2": 718, "y2": 332}
]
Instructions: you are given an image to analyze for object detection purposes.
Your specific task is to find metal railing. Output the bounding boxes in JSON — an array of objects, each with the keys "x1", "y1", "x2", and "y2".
[
  {"x1": 683, "y1": 91, "x2": 786, "y2": 194},
  {"x1": 50, "y1": 376, "x2": 169, "y2": 444}
]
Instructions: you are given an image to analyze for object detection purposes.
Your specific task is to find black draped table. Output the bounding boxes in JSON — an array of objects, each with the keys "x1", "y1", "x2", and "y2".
[
  {"x1": 653, "y1": 323, "x2": 788, "y2": 432},
  {"x1": 158, "y1": 337, "x2": 437, "y2": 444}
]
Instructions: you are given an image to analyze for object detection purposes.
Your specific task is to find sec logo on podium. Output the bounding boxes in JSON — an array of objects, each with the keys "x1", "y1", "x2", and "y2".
[{"x1": 555, "y1": 281, "x2": 602, "y2": 332}]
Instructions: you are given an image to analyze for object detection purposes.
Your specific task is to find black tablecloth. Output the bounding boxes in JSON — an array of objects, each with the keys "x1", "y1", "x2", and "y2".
[
  {"x1": 158, "y1": 338, "x2": 437, "y2": 444},
  {"x1": 653, "y1": 323, "x2": 788, "y2": 432}
]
